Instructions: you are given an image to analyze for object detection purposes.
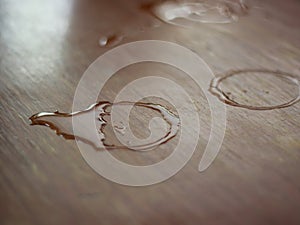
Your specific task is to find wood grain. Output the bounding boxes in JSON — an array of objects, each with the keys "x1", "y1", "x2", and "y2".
[{"x1": 0, "y1": 0, "x2": 300, "y2": 225}]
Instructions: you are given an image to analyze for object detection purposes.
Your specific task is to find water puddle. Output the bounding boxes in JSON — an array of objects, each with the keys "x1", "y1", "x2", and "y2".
[
  {"x1": 210, "y1": 69, "x2": 300, "y2": 110},
  {"x1": 145, "y1": 0, "x2": 249, "y2": 27},
  {"x1": 98, "y1": 0, "x2": 249, "y2": 47},
  {"x1": 29, "y1": 101, "x2": 180, "y2": 151}
]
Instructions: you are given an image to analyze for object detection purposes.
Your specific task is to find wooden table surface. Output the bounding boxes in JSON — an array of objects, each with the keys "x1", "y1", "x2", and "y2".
[{"x1": 1, "y1": 0, "x2": 300, "y2": 224}]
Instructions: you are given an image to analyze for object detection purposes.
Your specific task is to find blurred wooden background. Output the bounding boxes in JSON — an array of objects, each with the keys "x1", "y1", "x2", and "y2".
[{"x1": 0, "y1": 0, "x2": 300, "y2": 224}]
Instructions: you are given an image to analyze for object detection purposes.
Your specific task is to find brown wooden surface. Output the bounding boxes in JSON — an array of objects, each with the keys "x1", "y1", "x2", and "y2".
[{"x1": 1, "y1": 0, "x2": 300, "y2": 225}]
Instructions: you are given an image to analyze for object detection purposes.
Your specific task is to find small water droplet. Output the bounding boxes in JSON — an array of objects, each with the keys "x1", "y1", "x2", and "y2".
[
  {"x1": 98, "y1": 34, "x2": 123, "y2": 47},
  {"x1": 114, "y1": 123, "x2": 126, "y2": 135}
]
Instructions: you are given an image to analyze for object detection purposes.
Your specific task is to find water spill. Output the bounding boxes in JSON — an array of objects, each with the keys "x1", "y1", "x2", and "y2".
[
  {"x1": 146, "y1": 0, "x2": 249, "y2": 26},
  {"x1": 209, "y1": 69, "x2": 300, "y2": 110},
  {"x1": 29, "y1": 101, "x2": 180, "y2": 151}
]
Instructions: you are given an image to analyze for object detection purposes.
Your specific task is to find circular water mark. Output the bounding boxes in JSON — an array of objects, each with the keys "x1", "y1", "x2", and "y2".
[{"x1": 72, "y1": 40, "x2": 226, "y2": 186}]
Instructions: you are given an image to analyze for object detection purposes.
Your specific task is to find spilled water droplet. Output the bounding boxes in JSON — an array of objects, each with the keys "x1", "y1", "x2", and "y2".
[
  {"x1": 98, "y1": 18, "x2": 162, "y2": 48},
  {"x1": 29, "y1": 101, "x2": 180, "y2": 151},
  {"x1": 148, "y1": 0, "x2": 249, "y2": 26},
  {"x1": 113, "y1": 123, "x2": 126, "y2": 135},
  {"x1": 98, "y1": 34, "x2": 124, "y2": 47},
  {"x1": 209, "y1": 69, "x2": 300, "y2": 110}
]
